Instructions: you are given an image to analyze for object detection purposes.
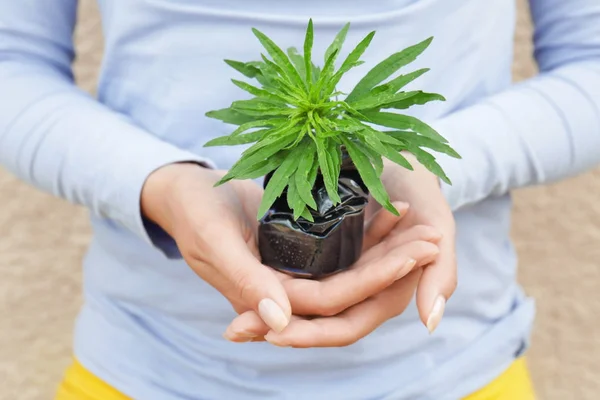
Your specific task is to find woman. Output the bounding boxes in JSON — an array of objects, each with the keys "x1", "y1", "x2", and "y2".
[{"x1": 1, "y1": 1, "x2": 598, "y2": 399}]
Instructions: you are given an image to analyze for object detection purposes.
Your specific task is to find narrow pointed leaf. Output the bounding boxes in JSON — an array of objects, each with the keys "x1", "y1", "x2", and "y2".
[
  {"x1": 324, "y1": 23, "x2": 350, "y2": 63},
  {"x1": 204, "y1": 128, "x2": 270, "y2": 147},
  {"x1": 341, "y1": 137, "x2": 398, "y2": 215},
  {"x1": 295, "y1": 143, "x2": 318, "y2": 209},
  {"x1": 205, "y1": 108, "x2": 260, "y2": 125},
  {"x1": 346, "y1": 37, "x2": 433, "y2": 103},
  {"x1": 224, "y1": 59, "x2": 261, "y2": 78},
  {"x1": 315, "y1": 137, "x2": 341, "y2": 204},
  {"x1": 304, "y1": 19, "x2": 314, "y2": 86},
  {"x1": 252, "y1": 28, "x2": 306, "y2": 89},
  {"x1": 388, "y1": 130, "x2": 461, "y2": 158},
  {"x1": 359, "y1": 133, "x2": 414, "y2": 170},
  {"x1": 287, "y1": 47, "x2": 307, "y2": 83},
  {"x1": 218, "y1": 131, "x2": 298, "y2": 184},
  {"x1": 352, "y1": 90, "x2": 421, "y2": 111},
  {"x1": 370, "y1": 68, "x2": 430, "y2": 96},
  {"x1": 231, "y1": 79, "x2": 290, "y2": 103},
  {"x1": 383, "y1": 92, "x2": 445, "y2": 110},
  {"x1": 326, "y1": 31, "x2": 375, "y2": 95},
  {"x1": 257, "y1": 146, "x2": 304, "y2": 218},
  {"x1": 234, "y1": 151, "x2": 287, "y2": 180},
  {"x1": 407, "y1": 146, "x2": 451, "y2": 184},
  {"x1": 227, "y1": 118, "x2": 287, "y2": 137},
  {"x1": 361, "y1": 110, "x2": 448, "y2": 143}
]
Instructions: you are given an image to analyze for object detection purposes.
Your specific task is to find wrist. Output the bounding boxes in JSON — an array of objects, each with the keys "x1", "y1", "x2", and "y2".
[{"x1": 141, "y1": 162, "x2": 210, "y2": 234}]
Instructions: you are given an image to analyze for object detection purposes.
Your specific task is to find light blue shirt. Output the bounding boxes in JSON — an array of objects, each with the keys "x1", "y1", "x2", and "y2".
[{"x1": 1, "y1": 1, "x2": 599, "y2": 399}]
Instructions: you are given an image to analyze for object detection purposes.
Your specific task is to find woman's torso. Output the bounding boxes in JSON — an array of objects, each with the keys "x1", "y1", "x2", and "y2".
[{"x1": 75, "y1": 1, "x2": 535, "y2": 399}]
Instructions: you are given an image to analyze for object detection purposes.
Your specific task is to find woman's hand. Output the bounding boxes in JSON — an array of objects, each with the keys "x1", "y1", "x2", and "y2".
[
  {"x1": 226, "y1": 220, "x2": 442, "y2": 347},
  {"x1": 226, "y1": 153, "x2": 456, "y2": 347},
  {"x1": 141, "y1": 163, "x2": 293, "y2": 333},
  {"x1": 365, "y1": 154, "x2": 457, "y2": 334},
  {"x1": 141, "y1": 163, "x2": 441, "y2": 345}
]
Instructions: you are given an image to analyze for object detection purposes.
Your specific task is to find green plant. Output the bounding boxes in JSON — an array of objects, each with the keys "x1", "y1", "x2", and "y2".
[{"x1": 204, "y1": 20, "x2": 460, "y2": 221}]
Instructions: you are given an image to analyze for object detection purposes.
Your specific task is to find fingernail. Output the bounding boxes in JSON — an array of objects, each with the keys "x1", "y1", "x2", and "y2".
[
  {"x1": 258, "y1": 298, "x2": 289, "y2": 333},
  {"x1": 265, "y1": 332, "x2": 289, "y2": 347},
  {"x1": 223, "y1": 331, "x2": 257, "y2": 343},
  {"x1": 426, "y1": 295, "x2": 446, "y2": 334},
  {"x1": 397, "y1": 258, "x2": 416, "y2": 279}
]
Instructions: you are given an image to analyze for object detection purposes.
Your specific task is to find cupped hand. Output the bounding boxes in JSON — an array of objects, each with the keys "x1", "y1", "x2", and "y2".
[
  {"x1": 364, "y1": 154, "x2": 457, "y2": 334},
  {"x1": 225, "y1": 153, "x2": 456, "y2": 347},
  {"x1": 141, "y1": 163, "x2": 442, "y2": 346},
  {"x1": 226, "y1": 219, "x2": 442, "y2": 347},
  {"x1": 141, "y1": 163, "x2": 293, "y2": 333}
]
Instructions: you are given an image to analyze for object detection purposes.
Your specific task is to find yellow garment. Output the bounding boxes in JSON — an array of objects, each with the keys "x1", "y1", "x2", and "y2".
[{"x1": 56, "y1": 357, "x2": 535, "y2": 400}]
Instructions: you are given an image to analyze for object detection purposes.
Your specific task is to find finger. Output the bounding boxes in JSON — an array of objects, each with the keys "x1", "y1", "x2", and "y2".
[
  {"x1": 356, "y1": 224, "x2": 443, "y2": 269},
  {"x1": 266, "y1": 270, "x2": 422, "y2": 348},
  {"x1": 208, "y1": 228, "x2": 292, "y2": 333},
  {"x1": 362, "y1": 201, "x2": 409, "y2": 251},
  {"x1": 415, "y1": 236, "x2": 457, "y2": 334},
  {"x1": 224, "y1": 312, "x2": 307, "y2": 343},
  {"x1": 223, "y1": 311, "x2": 265, "y2": 342},
  {"x1": 284, "y1": 240, "x2": 439, "y2": 317}
]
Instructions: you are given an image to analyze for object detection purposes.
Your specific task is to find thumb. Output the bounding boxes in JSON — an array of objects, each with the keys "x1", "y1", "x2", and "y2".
[
  {"x1": 214, "y1": 233, "x2": 292, "y2": 333},
  {"x1": 362, "y1": 201, "x2": 409, "y2": 251}
]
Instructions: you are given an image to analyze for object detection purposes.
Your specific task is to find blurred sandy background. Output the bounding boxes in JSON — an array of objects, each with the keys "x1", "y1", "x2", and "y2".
[{"x1": 1, "y1": 1, "x2": 599, "y2": 399}]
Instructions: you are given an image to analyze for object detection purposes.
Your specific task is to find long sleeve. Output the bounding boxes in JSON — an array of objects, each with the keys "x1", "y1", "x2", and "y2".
[
  {"x1": 435, "y1": 0, "x2": 600, "y2": 211},
  {"x1": 0, "y1": 1, "x2": 214, "y2": 251}
]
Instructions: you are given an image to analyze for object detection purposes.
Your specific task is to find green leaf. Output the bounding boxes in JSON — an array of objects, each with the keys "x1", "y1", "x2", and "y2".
[
  {"x1": 233, "y1": 151, "x2": 287, "y2": 180},
  {"x1": 287, "y1": 47, "x2": 307, "y2": 83},
  {"x1": 304, "y1": 19, "x2": 314, "y2": 87},
  {"x1": 382, "y1": 92, "x2": 445, "y2": 110},
  {"x1": 346, "y1": 37, "x2": 433, "y2": 103},
  {"x1": 286, "y1": 178, "x2": 314, "y2": 221},
  {"x1": 314, "y1": 136, "x2": 341, "y2": 204},
  {"x1": 387, "y1": 130, "x2": 461, "y2": 158},
  {"x1": 205, "y1": 108, "x2": 261, "y2": 125},
  {"x1": 370, "y1": 68, "x2": 430, "y2": 96},
  {"x1": 246, "y1": 61, "x2": 278, "y2": 88},
  {"x1": 352, "y1": 90, "x2": 422, "y2": 111},
  {"x1": 341, "y1": 137, "x2": 398, "y2": 215},
  {"x1": 327, "y1": 138, "x2": 342, "y2": 194},
  {"x1": 361, "y1": 110, "x2": 448, "y2": 143},
  {"x1": 324, "y1": 22, "x2": 350, "y2": 64},
  {"x1": 228, "y1": 118, "x2": 287, "y2": 137},
  {"x1": 252, "y1": 28, "x2": 306, "y2": 90},
  {"x1": 358, "y1": 133, "x2": 413, "y2": 171},
  {"x1": 295, "y1": 142, "x2": 318, "y2": 210},
  {"x1": 257, "y1": 146, "x2": 305, "y2": 219},
  {"x1": 312, "y1": 49, "x2": 339, "y2": 100},
  {"x1": 325, "y1": 31, "x2": 375, "y2": 96},
  {"x1": 231, "y1": 79, "x2": 291, "y2": 104},
  {"x1": 352, "y1": 139, "x2": 384, "y2": 177},
  {"x1": 407, "y1": 146, "x2": 451, "y2": 184},
  {"x1": 231, "y1": 99, "x2": 293, "y2": 117},
  {"x1": 224, "y1": 59, "x2": 262, "y2": 78},
  {"x1": 219, "y1": 129, "x2": 298, "y2": 184},
  {"x1": 204, "y1": 128, "x2": 270, "y2": 147},
  {"x1": 300, "y1": 207, "x2": 314, "y2": 222}
]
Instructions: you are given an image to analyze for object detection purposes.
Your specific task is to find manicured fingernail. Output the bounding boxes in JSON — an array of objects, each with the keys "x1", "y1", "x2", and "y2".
[
  {"x1": 398, "y1": 258, "x2": 417, "y2": 279},
  {"x1": 223, "y1": 331, "x2": 257, "y2": 343},
  {"x1": 258, "y1": 298, "x2": 289, "y2": 333},
  {"x1": 426, "y1": 295, "x2": 446, "y2": 334},
  {"x1": 265, "y1": 332, "x2": 289, "y2": 347}
]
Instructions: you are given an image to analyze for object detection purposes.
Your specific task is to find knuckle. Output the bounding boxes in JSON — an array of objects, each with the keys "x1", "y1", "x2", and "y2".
[
  {"x1": 231, "y1": 269, "x2": 258, "y2": 302},
  {"x1": 411, "y1": 224, "x2": 441, "y2": 241},
  {"x1": 316, "y1": 296, "x2": 342, "y2": 317}
]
